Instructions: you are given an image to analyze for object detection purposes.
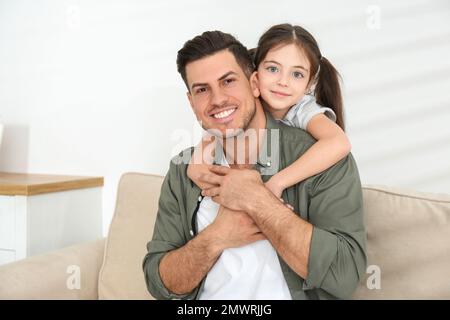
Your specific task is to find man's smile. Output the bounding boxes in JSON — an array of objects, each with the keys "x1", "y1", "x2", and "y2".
[{"x1": 209, "y1": 107, "x2": 237, "y2": 123}]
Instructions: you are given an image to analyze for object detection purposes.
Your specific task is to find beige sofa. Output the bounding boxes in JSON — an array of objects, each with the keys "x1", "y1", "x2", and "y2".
[{"x1": 0, "y1": 172, "x2": 449, "y2": 299}]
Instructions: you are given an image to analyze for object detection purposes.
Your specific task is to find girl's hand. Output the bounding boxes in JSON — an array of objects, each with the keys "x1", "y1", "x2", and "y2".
[
  {"x1": 188, "y1": 135, "x2": 217, "y2": 190},
  {"x1": 187, "y1": 164, "x2": 217, "y2": 190},
  {"x1": 264, "y1": 176, "x2": 285, "y2": 199}
]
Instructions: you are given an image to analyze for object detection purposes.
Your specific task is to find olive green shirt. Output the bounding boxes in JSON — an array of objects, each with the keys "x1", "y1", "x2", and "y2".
[{"x1": 143, "y1": 113, "x2": 367, "y2": 300}]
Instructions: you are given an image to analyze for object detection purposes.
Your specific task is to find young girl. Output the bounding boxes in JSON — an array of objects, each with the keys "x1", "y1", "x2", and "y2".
[{"x1": 188, "y1": 23, "x2": 351, "y2": 198}]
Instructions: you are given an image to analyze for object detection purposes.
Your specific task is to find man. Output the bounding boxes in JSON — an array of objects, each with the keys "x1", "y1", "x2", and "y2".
[{"x1": 143, "y1": 31, "x2": 366, "y2": 300}]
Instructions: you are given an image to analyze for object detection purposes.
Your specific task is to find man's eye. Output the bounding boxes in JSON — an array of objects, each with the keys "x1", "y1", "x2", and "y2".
[
  {"x1": 266, "y1": 66, "x2": 278, "y2": 73},
  {"x1": 224, "y1": 78, "x2": 235, "y2": 85},
  {"x1": 293, "y1": 71, "x2": 304, "y2": 79},
  {"x1": 196, "y1": 87, "x2": 207, "y2": 94}
]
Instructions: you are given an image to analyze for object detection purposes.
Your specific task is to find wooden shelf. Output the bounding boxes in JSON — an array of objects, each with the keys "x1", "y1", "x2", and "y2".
[{"x1": 0, "y1": 172, "x2": 104, "y2": 196}]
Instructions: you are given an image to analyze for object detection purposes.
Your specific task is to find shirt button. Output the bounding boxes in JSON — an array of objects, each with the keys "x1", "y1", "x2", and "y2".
[
  {"x1": 266, "y1": 160, "x2": 271, "y2": 167},
  {"x1": 190, "y1": 230, "x2": 194, "y2": 236}
]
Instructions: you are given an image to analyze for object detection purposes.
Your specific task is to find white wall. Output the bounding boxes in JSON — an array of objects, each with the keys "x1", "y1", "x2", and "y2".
[{"x1": 1, "y1": 0, "x2": 449, "y2": 235}]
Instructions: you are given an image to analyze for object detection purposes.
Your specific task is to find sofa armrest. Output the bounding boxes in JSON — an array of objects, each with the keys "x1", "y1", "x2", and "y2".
[{"x1": 0, "y1": 238, "x2": 105, "y2": 299}]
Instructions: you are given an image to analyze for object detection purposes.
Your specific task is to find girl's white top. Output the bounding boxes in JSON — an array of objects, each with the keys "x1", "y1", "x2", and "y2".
[{"x1": 281, "y1": 94, "x2": 336, "y2": 129}]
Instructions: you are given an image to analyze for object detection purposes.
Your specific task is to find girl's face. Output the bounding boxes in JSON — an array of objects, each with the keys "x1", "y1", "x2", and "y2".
[{"x1": 252, "y1": 43, "x2": 311, "y2": 118}]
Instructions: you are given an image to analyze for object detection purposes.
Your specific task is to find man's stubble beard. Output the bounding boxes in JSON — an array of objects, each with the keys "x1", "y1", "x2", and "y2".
[
  {"x1": 195, "y1": 99, "x2": 260, "y2": 167},
  {"x1": 201, "y1": 100, "x2": 257, "y2": 139}
]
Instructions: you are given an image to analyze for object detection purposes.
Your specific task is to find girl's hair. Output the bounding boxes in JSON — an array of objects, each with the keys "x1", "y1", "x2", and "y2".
[{"x1": 252, "y1": 24, "x2": 345, "y2": 130}]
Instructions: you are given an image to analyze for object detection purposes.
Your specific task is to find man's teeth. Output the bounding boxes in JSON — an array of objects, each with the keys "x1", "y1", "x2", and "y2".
[{"x1": 213, "y1": 108, "x2": 236, "y2": 119}]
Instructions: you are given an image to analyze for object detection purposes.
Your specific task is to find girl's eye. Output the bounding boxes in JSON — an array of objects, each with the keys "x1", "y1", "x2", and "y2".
[
  {"x1": 266, "y1": 66, "x2": 278, "y2": 73},
  {"x1": 293, "y1": 71, "x2": 304, "y2": 79}
]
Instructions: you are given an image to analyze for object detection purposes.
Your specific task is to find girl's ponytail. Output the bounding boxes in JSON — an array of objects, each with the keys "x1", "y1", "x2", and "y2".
[{"x1": 315, "y1": 57, "x2": 345, "y2": 131}]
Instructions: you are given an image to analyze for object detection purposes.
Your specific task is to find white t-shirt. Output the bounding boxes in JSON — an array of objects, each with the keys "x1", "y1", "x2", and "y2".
[
  {"x1": 281, "y1": 94, "x2": 336, "y2": 130},
  {"x1": 196, "y1": 155, "x2": 292, "y2": 300}
]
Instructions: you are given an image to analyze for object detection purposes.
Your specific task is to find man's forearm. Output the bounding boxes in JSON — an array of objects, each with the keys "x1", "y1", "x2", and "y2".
[
  {"x1": 159, "y1": 226, "x2": 222, "y2": 295},
  {"x1": 246, "y1": 186, "x2": 313, "y2": 279}
]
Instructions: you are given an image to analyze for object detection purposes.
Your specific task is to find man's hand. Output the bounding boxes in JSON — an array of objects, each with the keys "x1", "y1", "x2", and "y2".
[
  {"x1": 200, "y1": 165, "x2": 266, "y2": 211},
  {"x1": 200, "y1": 165, "x2": 313, "y2": 280},
  {"x1": 208, "y1": 206, "x2": 266, "y2": 252}
]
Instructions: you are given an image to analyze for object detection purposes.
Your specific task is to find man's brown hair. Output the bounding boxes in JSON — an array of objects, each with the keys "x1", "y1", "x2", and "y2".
[{"x1": 176, "y1": 31, "x2": 254, "y2": 90}]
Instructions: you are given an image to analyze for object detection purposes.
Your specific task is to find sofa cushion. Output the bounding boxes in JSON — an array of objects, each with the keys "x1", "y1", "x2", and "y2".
[
  {"x1": 0, "y1": 239, "x2": 105, "y2": 299},
  {"x1": 99, "y1": 172, "x2": 450, "y2": 299},
  {"x1": 98, "y1": 172, "x2": 163, "y2": 299},
  {"x1": 353, "y1": 185, "x2": 450, "y2": 299}
]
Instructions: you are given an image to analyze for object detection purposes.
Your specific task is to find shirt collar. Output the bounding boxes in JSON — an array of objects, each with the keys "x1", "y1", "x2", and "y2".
[
  {"x1": 213, "y1": 111, "x2": 280, "y2": 176},
  {"x1": 283, "y1": 94, "x2": 315, "y2": 123}
]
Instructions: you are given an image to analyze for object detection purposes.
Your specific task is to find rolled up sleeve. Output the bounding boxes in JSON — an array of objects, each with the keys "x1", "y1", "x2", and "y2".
[
  {"x1": 303, "y1": 154, "x2": 367, "y2": 299},
  {"x1": 142, "y1": 160, "x2": 200, "y2": 300},
  {"x1": 143, "y1": 247, "x2": 200, "y2": 300}
]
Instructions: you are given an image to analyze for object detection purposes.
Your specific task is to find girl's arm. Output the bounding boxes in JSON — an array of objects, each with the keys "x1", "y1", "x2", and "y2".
[
  {"x1": 266, "y1": 114, "x2": 351, "y2": 197},
  {"x1": 187, "y1": 137, "x2": 217, "y2": 190}
]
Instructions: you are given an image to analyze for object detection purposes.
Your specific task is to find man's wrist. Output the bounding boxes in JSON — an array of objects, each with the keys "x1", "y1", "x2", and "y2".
[
  {"x1": 244, "y1": 183, "x2": 275, "y2": 215},
  {"x1": 197, "y1": 225, "x2": 224, "y2": 259}
]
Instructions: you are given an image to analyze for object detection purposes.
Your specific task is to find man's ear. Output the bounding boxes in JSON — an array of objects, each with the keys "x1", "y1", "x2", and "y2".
[
  {"x1": 250, "y1": 71, "x2": 260, "y2": 98},
  {"x1": 187, "y1": 91, "x2": 201, "y2": 122},
  {"x1": 187, "y1": 91, "x2": 194, "y2": 110}
]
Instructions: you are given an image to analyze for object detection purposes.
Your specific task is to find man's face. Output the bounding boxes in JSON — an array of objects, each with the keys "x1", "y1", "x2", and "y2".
[{"x1": 186, "y1": 50, "x2": 258, "y2": 138}]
